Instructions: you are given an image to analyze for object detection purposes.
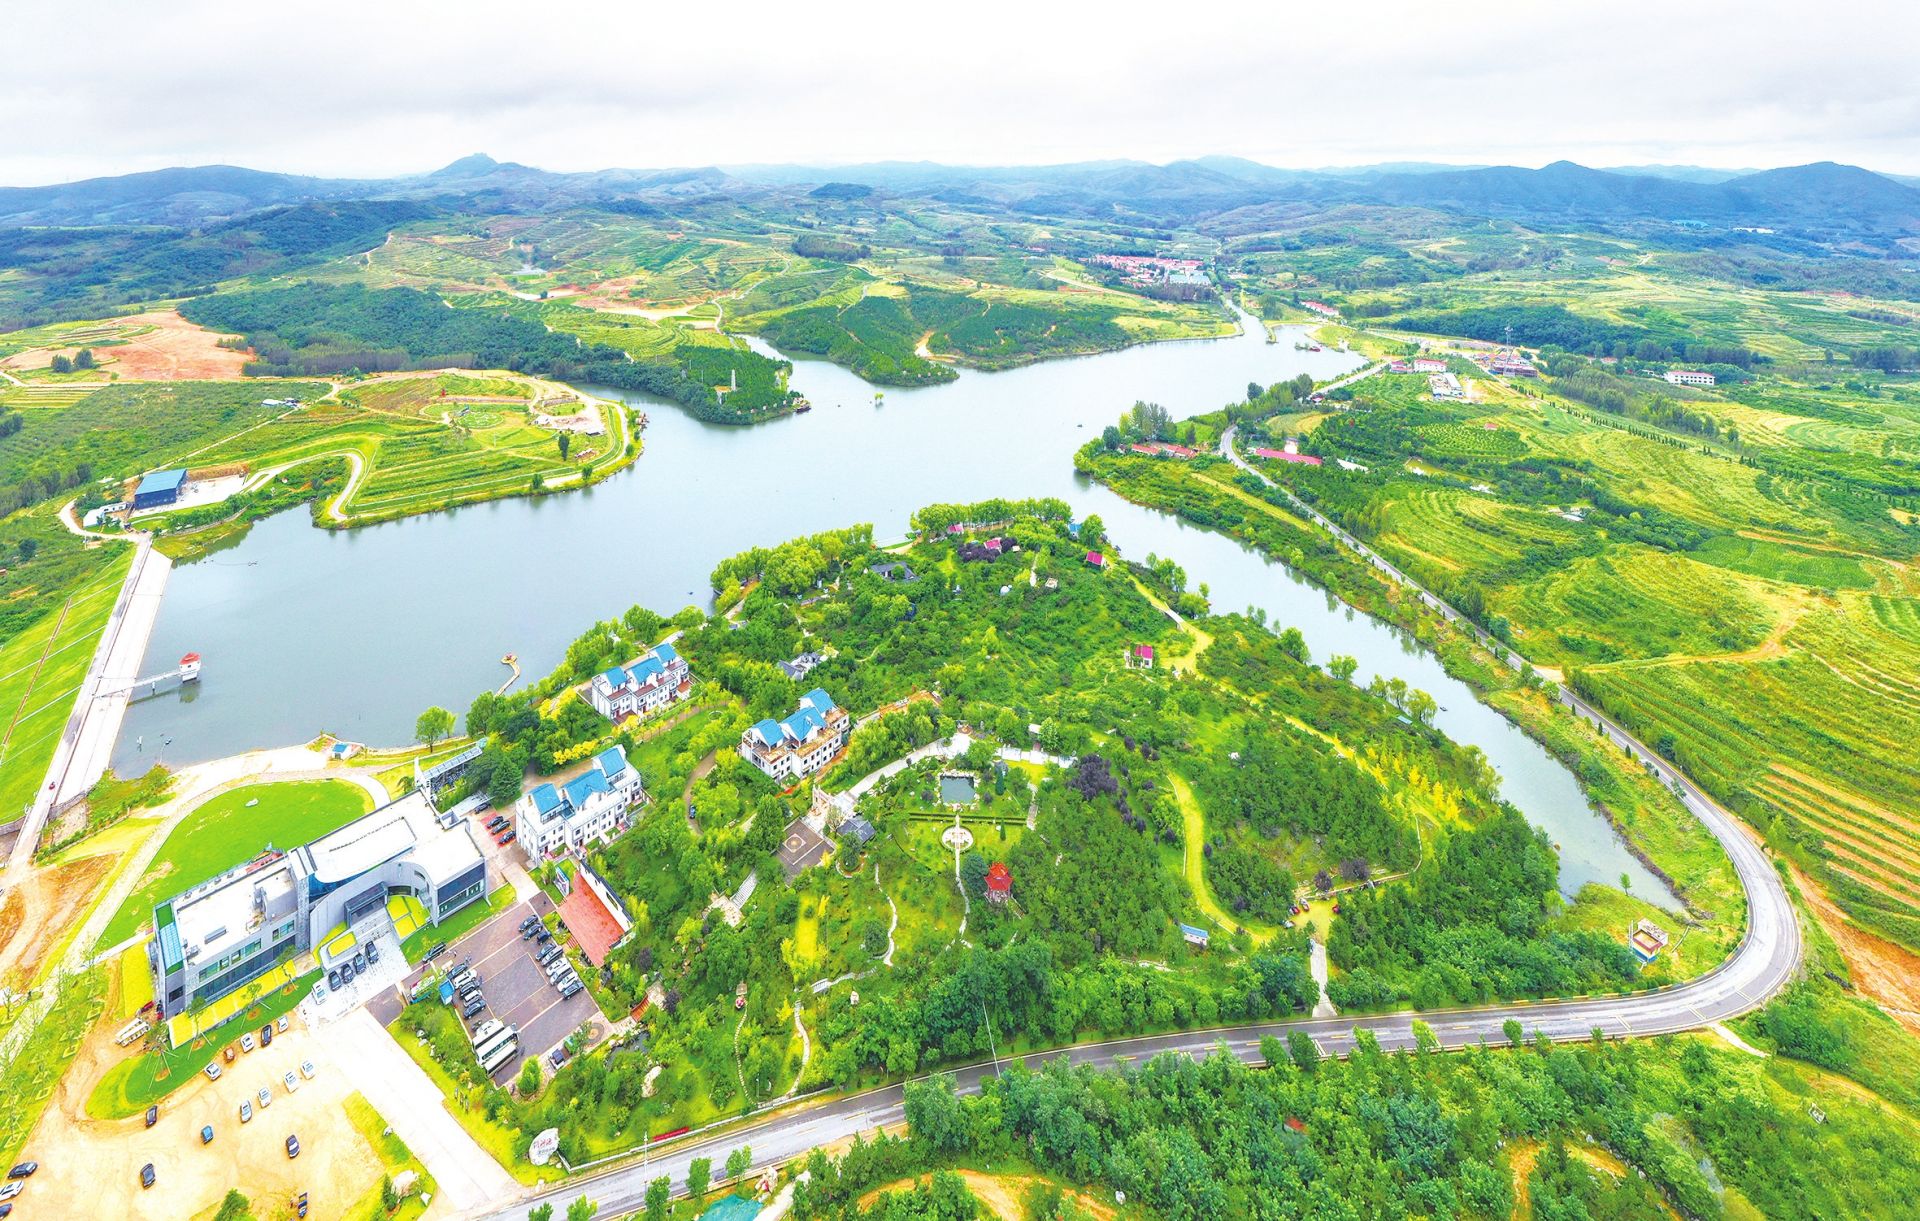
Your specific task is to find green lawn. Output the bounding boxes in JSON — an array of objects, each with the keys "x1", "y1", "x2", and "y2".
[
  {"x1": 94, "y1": 779, "x2": 376, "y2": 952},
  {"x1": 87, "y1": 969, "x2": 317, "y2": 1118}
]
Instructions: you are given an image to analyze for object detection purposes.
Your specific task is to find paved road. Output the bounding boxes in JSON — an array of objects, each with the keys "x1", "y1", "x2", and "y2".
[{"x1": 470, "y1": 432, "x2": 1802, "y2": 1221}]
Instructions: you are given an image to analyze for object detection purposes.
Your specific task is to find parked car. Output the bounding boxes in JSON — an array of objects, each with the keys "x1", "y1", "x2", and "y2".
[
  {"x1": 285, "y1": 1135, "x2": 300, "y2": 1159},
  {"x1": 3, "y1": 1165, "x2": 33, "y2": 1181},
  {"x1": 201, "y1": 1125, "x2": 215, "y2": 1145},
  {"x1": 144, "y1": 1105, "x2": 159, "y2": 1128},
  {"x1": 205, "y1": 1062, "x2": 223, "y2": 1082},
  {"x1": 223, "y1": 1045, "x2": 237, "y2": 1063},
  {"x1": 260, "y1": 1023, "x2": 273, "y2": 1047},
  {"x1": 258, "y1": 1088, "x2": 272, "y2": 1110},
  {"x1": 1, "y1": 1202, "x2": 13, "y2": 1217},
  {"x1": 0, "y1": 1182, "x2": 19, "y2": 1202},
  {"x1": 497, "y1": 831, "x2": 516, "y2": 846},
  {"x1": 284, "y1": 1071, "x2": 299, "y2": 1093},
  {"x1": 462, "y1": 998, "x2": 486, "y2": 1019},
  {"x1": 327, "y1": 967, "x2": 342, "y2": 989},
  {"x1": 241, "y1": 1032, "x2": 256, "y2": 1053},
  {"x1": 240, "y1": 1100, "x2": 253, "y2": 1123},
  {"x1": 558, "y1": 981, "x2": 582, "y2": 1001},
  {"x1": 140, "y1": 1164, "x2": 155, "y2": 1190},
  {"x1": 487, "y1": 816, "x2": 508, "y2": 831},
  {"x1": 548, "y1": 1047, "x2": 568, "y2": 1068},
  {"x1": 277, "y1": 1015, "x2": 290, "y2": 1033},
  {"x1": 423, "y1": 942, "x2": 448, "y2": 961},
  {"x1": 299, "y1": 1060, "x2": 316, "y2": 1080},
  {"x1": 351, "y1": 952, "x2": 366, "y2": 973},
  {"x1": 366, "y1": 943, "x2": 379, "y2": 965}
]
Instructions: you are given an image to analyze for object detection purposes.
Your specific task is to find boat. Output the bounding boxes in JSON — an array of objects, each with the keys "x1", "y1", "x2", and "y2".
[{"x1": 793, "y1": 398, "x2": 812, "y2": 414}]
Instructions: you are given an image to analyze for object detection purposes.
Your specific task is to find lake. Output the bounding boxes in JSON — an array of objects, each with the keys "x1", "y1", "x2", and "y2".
[{"x1": 116, "y1": 310, "x2": 1675, "y2": 904}]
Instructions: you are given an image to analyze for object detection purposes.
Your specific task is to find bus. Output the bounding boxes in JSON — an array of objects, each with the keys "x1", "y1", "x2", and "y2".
[
  {"x1": 470, "y1": 1019, "x2": 503, "y2": 1048},
  {"x1": 479, "y1": 1034, "x2": 520, "y2": 1075}
]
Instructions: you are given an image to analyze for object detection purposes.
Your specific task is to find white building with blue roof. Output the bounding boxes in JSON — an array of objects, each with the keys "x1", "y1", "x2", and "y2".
[
  {"x1": 515, "y1": 743, "x2": 646, "y2": 863},
  {"x1": 586, "y1": 642, "x2": 691, "y2": 723},
  {"x1": 739, "y1": 688, "x2": 851, "y2": 781}
]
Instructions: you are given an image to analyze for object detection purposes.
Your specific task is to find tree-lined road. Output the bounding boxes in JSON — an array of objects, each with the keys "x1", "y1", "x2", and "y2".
[{"x1": 469, "y1": 432, "x2": 1800, "y2": 1221}]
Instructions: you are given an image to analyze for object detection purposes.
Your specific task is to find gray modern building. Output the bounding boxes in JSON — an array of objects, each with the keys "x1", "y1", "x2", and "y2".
[{"x1": 150, "y1": 788, "x2": 490, "y2": 1022}]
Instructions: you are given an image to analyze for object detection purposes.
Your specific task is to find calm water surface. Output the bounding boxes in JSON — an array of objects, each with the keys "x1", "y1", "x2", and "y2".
[{"x1": 117, "y1": 313, "x2": 1674, "y2": 904}]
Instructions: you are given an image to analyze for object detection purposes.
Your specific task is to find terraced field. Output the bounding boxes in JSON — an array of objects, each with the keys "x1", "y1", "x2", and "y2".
[
  {"x1": 1575, "y1": 586, "x2": 1920, "y2": 945},
  {"x1": 1376, "y1": 486, "x2": 1581, "y2": 577},
  {"x1": 1500, "y1": 549, "x2": 1781, "y2": 664}
]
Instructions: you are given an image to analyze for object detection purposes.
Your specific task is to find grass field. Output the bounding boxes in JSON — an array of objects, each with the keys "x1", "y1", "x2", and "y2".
[
  {"x1": 94, "y1": 779, "x2": 376, "y2": 952},
  {"x1": 0, "y1": 546, "x2": 132, "y2": 818}
]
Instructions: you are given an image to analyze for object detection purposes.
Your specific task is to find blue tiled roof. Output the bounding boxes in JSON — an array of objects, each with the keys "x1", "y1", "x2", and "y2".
[
  {"x1": 594, "y1": 745, "x2": 628, "y2": 778},
  {"x1": 751, "y1": 718, "x2": 782, "y2": 746},
  {"x1": 655, "y1": 642, "x2": 679, "y2": 663},
  {"x1": 801, "y1": 687, "x2": 836, "y2": 714},
  {"x1": 600, "y1": 666, "x2": 629, "y2": 689},
  {"x1": 631, "y1": 655, "x2": 665, "y2": 684},
  {"x1": 562, "y1": 767, "x2": 610, "y2": 810},
  {"x1": 530, "y1": 783, "x2": 563, "y2": 815},
  {"x1": 1179, "y1": 923, "x2": 1210, "y2": 940}
]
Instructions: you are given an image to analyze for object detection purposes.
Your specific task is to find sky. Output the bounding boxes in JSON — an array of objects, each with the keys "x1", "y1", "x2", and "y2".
[{"x1": 4, "y1": 0, "x2": 1917, "y2": 186}]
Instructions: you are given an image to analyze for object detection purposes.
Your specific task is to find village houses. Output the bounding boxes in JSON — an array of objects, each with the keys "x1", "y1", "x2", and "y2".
[
  {"x1": 740, "y1": 688, "x2": 851, "y2": 781},
  {"x1": 516, "y1": 744, "x2": 646, "y2": 863},
  {"x1": 586, "y1": 642, "x2": 692, "y2": 723}
]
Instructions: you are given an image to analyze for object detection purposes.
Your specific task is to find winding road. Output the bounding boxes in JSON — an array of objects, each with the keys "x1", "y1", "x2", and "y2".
[{"x1": 470, "y1": 427, "x2": 1801, "y2": 1221}]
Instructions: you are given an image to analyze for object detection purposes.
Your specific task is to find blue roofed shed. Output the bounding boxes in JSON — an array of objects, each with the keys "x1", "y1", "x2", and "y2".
[{"x1": 132, "y1": 468, "x2": 188, "y2": 509}]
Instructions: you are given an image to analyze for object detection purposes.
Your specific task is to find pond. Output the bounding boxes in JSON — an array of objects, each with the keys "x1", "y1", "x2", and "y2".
[
  {"x1": 938, "y1": 774, "x2": 980, "y2": 806},
  {"x1": 116, "y1": 308, "x2": 1677, "y2": 907}
]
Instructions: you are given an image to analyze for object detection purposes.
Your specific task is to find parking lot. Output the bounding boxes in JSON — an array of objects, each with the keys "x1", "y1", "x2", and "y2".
[{"x1": 378, "y1": 891, "x2": 600, "y2": 1080}]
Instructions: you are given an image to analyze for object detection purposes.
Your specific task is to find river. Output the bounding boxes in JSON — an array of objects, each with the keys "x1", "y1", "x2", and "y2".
[{"x1": 115, "y1": 310, "x2": 1675, "y2": 905}]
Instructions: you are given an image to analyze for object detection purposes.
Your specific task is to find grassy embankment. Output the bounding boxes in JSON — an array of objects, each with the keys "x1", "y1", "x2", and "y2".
[{"x1": 93, "y1": 779, "x2": 376, "y2": 952}]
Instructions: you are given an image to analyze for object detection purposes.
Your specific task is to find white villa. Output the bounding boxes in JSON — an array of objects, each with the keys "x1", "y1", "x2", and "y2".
[
  {"x1": 517, "y1": 744, "x2": 646, "y2": 863},
  {"x1": 586, "y1": 642, "x2": 692, "y2": 722},
  {"x1": 740, "y1": 688, "x2": 851, "y2": 781}
]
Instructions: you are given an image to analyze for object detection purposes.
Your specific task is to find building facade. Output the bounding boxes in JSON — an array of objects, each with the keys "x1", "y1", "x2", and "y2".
[
  {"x1": 740, "y1": 688, "x2": 851, "y2": 781},
  {"x1": 516, "y1": 744, "x2": 646, "y2": 862},
  {"x1": 586, "y1": 643, "x2": 691, "y2": 722},
  {"x1": 1664, "y1": 369, "x2": 1716, "y2": 387},
  {"x1": 149, "y1": 789, "x2": 489, "y2": 1023}
]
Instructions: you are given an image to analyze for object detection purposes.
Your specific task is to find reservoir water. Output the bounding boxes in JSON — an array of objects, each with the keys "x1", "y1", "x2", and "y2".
[{"x1": 116, "y1": 311, "x2": 1675, "y2": 905}]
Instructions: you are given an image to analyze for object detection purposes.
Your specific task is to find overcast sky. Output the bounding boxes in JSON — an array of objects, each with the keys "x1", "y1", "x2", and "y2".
[{"x1": 5, "y1": 0, "x2": 1917, "y2": 186}]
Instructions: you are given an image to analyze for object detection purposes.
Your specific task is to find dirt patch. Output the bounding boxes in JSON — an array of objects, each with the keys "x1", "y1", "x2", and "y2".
[
  {"x1": 0, "y1": 310, "x2": 250, "y2": 381},
  {"x1": 28, "y1": 1001, "x2": 386, "y2": 1219},
  {"x1": 1791, "y1": 862, "x2": 1920, "y2": 1033},
  {"x1": 857, "y1": 1170, "x2": 1114, "y2": 1220},
  {"x1": 0, "y1": 854, "x2": 114, "y2": 982}
]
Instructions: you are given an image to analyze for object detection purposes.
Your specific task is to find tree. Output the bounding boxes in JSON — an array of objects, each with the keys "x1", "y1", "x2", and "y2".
[
  {"x1": 381, "y1": 1174, "x2": 400, "y2": 1211},
  {"x1": 50, "y1": 354, "x2": 72, "y2": 374},
  {"x1": 415, "y1": 705, "x2": 455, "y2": 748},
  {"x1": 686, "y1": 1156, "x2": 711, "y2": 1200},
  {"x1": 213, "y1": 1190, "x2": 253, "y2": 1221},
  {"x1": 558, "y1": 433, "x2": 572, "y2": 460},
  {"x1": 530, "y1": 1206, "x2": 554, "y2": 1221},
  {"x1": 566, "y1": 1197, "x2": 598, "y2": 1221},
  {"x1": 1412, "y1": 1019, "x2": 1440, "y2": 1055},
  {"x1": 518, "y1": 1056, "x2": 542, "y2": 1097},
  {"x1": 1503, "y1": 1018, "x2": 1524, "y2": 1048},
  {"x1": 1406, "y1": 690, "x2": 1437, "y2": 727},
  {"x1": 1286, "y1": 1029, "x2": 1320, "y2": 1072},
  {"x1": 1330, "y1": 654, "x2": 1359, "y2": 683},
  {"x1": 644, "y1": 1177, "x2": 671, "y2": 1221},
  {"x1": 904, "y1": 1074, "x2": 970, "y2": 1150},
  {"x1": 725, "y1": 1145, "x2": 753, "y2": 1181},
  {"x1": 74, "y1": 348, "x2": 96, "y2": 369},
  {"x1": 1101, "y1": 424, "x2": 1123, "y2": 451}
]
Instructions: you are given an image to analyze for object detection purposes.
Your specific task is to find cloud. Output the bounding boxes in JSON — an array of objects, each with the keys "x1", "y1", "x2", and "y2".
[{"x1": 2, "y1": 0, "x2": 1915, "y2": 184}]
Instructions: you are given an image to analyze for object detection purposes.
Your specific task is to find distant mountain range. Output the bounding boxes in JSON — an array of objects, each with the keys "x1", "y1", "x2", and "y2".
[{"x1": 4, "y1": 154, "x2": 1917, "y2": 243}]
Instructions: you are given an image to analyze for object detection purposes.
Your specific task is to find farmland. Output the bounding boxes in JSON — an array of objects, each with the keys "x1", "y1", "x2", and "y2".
[{"x1": 1126, "y1": 320, "x2": 1920, "y2": 954}]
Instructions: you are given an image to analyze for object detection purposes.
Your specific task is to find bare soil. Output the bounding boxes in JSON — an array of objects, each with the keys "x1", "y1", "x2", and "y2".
[
  {"x1": 1792, "y1": 862, "x2": 1920, "y2": 1034},
  {"x1": 23, "y1": 996, "x2": 385, "y2": 1220},
  {"x1": 0, "y1": 854, "x2": 113, "y2": 983},
  {"x1": 0, "y1": 311, "x2": 250, "y2": 381},
  {"x1": 857, "y1": 1169, "x2": 1116, "y2": 1220}
]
